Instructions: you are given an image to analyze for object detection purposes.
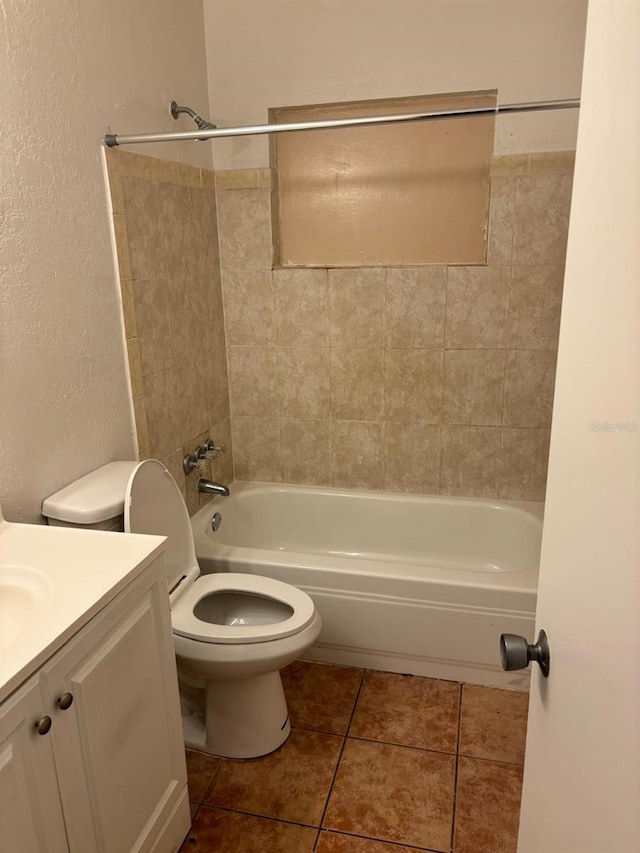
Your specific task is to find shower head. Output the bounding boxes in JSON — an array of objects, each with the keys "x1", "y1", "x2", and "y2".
[{"x1": 170, "y1": 101, "x2": 217, "y2": 137}]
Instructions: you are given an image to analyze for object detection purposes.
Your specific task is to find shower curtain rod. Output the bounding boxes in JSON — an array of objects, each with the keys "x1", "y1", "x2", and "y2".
[{"x1": 104, "y1": 98, "x2": 580, "y2": 147}]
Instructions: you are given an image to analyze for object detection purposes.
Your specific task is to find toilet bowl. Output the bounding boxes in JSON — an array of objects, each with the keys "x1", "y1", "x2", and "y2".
[{"x1": 42, "y1": 459, "x2": 322, "y2": 759}]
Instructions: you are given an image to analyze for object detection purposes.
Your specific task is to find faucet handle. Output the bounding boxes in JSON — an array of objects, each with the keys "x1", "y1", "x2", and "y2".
[
  {"x1": 183, "y1": 452, "x2": 207, "y2": 475},
  {"x1": 201, "y1": 438, "x2": 225, "y2": 459}
]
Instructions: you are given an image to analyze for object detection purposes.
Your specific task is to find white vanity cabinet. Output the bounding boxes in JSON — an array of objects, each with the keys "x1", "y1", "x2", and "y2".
[{"x1": 0, "y1": 556, "x2": 190, "y2": 853}]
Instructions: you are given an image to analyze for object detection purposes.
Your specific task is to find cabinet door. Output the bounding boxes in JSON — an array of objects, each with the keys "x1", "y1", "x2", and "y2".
[
  {"x1": 41, "y1": 565, "x2": 188, "y2": 853},
  {"x1": 0, "y1": 677, "x2": 68, "y2": 853}
]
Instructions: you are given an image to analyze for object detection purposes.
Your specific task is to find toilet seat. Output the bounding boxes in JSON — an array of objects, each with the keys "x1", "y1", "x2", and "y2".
[
  {"x1": 125, "y1": 459, "x2": 200, "y2": 589},
  {"x1": 124, "y1": 460, "x2": 317, "y2": 646},
  {"x1": 171, "y1": 573, "x2": 316, "y2": 644}
]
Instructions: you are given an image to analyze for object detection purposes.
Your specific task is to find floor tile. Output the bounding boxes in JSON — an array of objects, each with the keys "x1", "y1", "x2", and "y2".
[
  {"x1": 459, "y1": 685, "x2": 529, "y2": 764},
  {"x1": 179, "y1": 805, "x2": 316, "y2": 852},
  {"x1": 323, "y1": 739, "x2": 455, "y2": 851},
  {"x1": 282, "y1": 660, "x2": 363, "y2": 735},
  {"x1": 349, "y1": 671, "x2": 460, "y2": 753},
  {"x1": 186, "y1": 748, "x2": 222, "y2": 802},
  {"x1": 205, "y1": 728, "x2": 343, "y2": 826},
  {"x1": 316, "y1": 831, "x2": 423, "y2": 851},
  {"x1": 453, "y1": 757, "x2": 523, "y2": 853}
]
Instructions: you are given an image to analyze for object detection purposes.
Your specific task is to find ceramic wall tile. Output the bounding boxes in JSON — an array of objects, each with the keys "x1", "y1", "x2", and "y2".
[
  {"x1": 216, "y1": 188, "x2": 273, "y2": 270},
  {"x1": 133, "y1": 396, "x2": 149, "y2": 455},
  {"x1": 227, "y1": 346, "x2": 278, "y2": 417},
  {"x1": 330, "y1": 348, "x2": 383, "y2": 421},
  {"x1": 443, "y1": 350, "x2": 505, "y2": 426},
  {"x1": 445, "y1": 267, "x2": 509, "y2": 348},
  {"x1": 383, "y1": 349, "x2": 443, "y2": 423},
  {"x1": 184, "y1": 431, "x2": 213, "y2": 515},
  {"x1": 121, "y1": 176, "x2": 168, "y2": 279},
  {"x1": 329, "y1": 268, "x2": 385, "y2": 348},
  {"x1": 507, "y1": 265, "x2": 564, "y2": 349},
  {"x1": 209, "y1": 417, "x2": 234, "y2": 486},
  {"x1": 120, "y1": 278, "x2": 137, "y2": 339},
  {"x1": 176, "y1": 358, "x2": 209, "y2": 444},
  {"x1": 273, "y1": 268, "x2": 329, "y2": 347},
  {"x1": 112, "y1": 214, "x2": 131, "y2": 280},
  {"x1": 486, "y1": 177, "x2": 516, "y2": 266},
  {"x1": 383, "y1": 423, "x2": 441, "y2": 494},
  {"x1": 131, "y1": 279, "x2": 174, "y2": 375},
  {"x1": 489, "y1": 154, "x2": 529, "y2": 177},
  {"x1": 502, "y1": 349, "x2": 557, "y2": 428},
  {"x1": 126, "y1": 337, "x2": 144, "y2": 399},
  {"x1": 499, "y1": 428, "x2": 551, "y2": 500},
  {"x1": 222, "y1": 270, "x2": 275, "y2": 346},
  {"x1": 279, "y1": 418, "x2": 332, "y2": 485},
  {"x1": 205, "y1": 347, "x2": 231, "y2": 426},
  {"x1": 232, "y1": 416, "x2": 281, "y2": 481},
  {"x1": 440, "y1": 425, "x2": 501, "y2": 498},
  {"x1": 143, "y1": 366, "x2": 182, "y2": 458},
  {"x1": 385, "y1": 267, "x2": 446, "y2": 348},
  {"x1": 278, "y1": 348, "x2": 330, "y2": 419},
  {"x1": 161, "y1": 448, "x2": 187, "y2": 502},
  {"x1": 512, "y1": 174, "x2": 573, "y2": 265},
  {"x1": 330, "y1": 421, "x2": 384, "y2": 490},
  {"x1": 109, "y1": 151, "x2": 233, "y2": 482},
  {"x1": 529, "y1": 150, "x2": 575, "y2": 175}
]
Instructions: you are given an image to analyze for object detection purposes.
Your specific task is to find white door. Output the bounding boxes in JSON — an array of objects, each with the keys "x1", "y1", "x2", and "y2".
[{"x1": 517, "y1": 2, "x2": 640, "y2": 852}]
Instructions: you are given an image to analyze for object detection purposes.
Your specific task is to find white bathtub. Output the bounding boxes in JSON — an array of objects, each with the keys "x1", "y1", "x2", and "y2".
[{"x1": 191, "y1": 483, "x2": 543, "y2": 689}]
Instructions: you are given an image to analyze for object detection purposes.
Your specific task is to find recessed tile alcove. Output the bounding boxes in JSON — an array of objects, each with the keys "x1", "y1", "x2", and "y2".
[{"x1": 108, "y1": 148, "x2": 573, "y2": 505}]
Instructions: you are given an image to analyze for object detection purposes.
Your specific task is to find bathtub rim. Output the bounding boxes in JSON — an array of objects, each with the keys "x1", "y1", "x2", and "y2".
[{"x1": 191, "y1": 481, "x2": 543, "y2": 598}]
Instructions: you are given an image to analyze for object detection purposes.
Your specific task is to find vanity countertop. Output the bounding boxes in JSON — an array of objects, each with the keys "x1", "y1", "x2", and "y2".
[{"x1": 0, "y1": 516, "x2": 166, "y2": 703}]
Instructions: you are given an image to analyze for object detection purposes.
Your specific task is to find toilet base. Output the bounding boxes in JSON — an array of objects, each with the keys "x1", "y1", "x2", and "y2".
[{"x1": 181, "y1": 671, "x2": 291, "y2": 759}]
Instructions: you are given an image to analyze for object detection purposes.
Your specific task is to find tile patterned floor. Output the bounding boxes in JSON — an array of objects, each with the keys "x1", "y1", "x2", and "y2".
[{"x1": 180, "y1": 662, "x2": 529, "y2": 853}]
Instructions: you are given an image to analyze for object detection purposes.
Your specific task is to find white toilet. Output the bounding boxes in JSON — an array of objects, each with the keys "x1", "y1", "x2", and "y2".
[{"x1": 42, "y1": 459, "x2": 322, "y2": 759}]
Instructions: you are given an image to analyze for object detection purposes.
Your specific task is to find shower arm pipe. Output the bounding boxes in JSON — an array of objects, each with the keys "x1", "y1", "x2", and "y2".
[{"x1": 104, "y1": 98, "x2": 580, "y2": 147}]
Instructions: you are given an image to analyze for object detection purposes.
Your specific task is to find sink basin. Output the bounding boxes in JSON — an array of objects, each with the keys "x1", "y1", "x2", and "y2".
[{"x1": 0, "y1": 566, "x2": 52, "y2": 649}]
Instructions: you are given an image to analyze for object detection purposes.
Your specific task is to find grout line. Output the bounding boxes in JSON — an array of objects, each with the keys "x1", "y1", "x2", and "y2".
[
  {"x1": 318, "y1": 827, "x2": 444, "y2": 852},
  {"x1": 197, "y1": 802, "x2": 319, "y2": 830},
  {"x1": 450, "y1": 684, "x2": 465, "y2": 853},
  {"x1": 312, "y1": 668, "x2": 366, "y2": 851},
  {"x1": 198, "y1": 756, "x2": 226, "y2": 806}
]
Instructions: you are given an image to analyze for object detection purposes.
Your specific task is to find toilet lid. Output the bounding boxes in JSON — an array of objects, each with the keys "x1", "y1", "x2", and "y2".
[
  {"x1": 171, "y1": 573, "x2": 317, "y2": 644},
  {"x1": 124, "y1": 459, "x2": 199, "y2": 589}
]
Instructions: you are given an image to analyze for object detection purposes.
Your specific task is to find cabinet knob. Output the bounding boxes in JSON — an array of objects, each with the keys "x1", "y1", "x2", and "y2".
[
  {"x1": 35, "y1": 715, "x2": 52, "y2": 735},
  {"x1": 57, "y1": 692, "x2": 74, "y2": 710}
]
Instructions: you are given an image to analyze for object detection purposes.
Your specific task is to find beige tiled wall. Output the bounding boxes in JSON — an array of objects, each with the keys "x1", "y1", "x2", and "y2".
[
  {"x1": 106, "y1": 150, "x2": 233, "y2": 514},
  {"x1": 215, "y1": 152, "x2": 574, "y2": 501}
]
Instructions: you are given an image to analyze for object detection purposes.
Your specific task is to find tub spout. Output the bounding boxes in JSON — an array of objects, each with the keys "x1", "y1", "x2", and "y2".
[{"x1": 197, "y1": 479, "x2": 230, "y2": 496}]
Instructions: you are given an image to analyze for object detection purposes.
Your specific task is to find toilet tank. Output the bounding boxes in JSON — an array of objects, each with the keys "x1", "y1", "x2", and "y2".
[{"x1": 42, "y1": 461, "x2": 138, "y2": 530}]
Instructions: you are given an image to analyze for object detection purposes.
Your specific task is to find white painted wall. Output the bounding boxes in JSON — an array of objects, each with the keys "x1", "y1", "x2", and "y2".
[
  {"x1": 203, "y1": 0, "x2": 588, "y2": 170},
  {"x1": 0, "y1": 1, "x2": 211, "y2": 522}
]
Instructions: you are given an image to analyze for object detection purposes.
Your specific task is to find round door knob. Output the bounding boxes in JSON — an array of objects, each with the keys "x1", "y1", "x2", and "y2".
[
  {"x1": 500, "y1": 629, "x2": 551, "y2": 677},
  {"x1": 57, "y1": 692, "x2": 74, "y2": 710},
  {"x1": 35, "y1": 715, "x2": 52, "y2": 735}
]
